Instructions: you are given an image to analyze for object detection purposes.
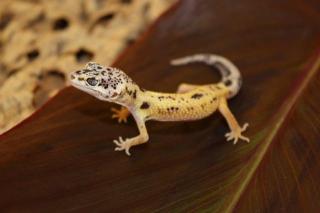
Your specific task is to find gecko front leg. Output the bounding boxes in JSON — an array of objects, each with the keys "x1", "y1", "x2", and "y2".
[
  {"x1": 111, "y1": 106, "x2": 130, "y2": 123},
  {"x1": 113, "y1": 113, "x2": 149, "y2": 156},
  {"x1": 218, "y1": 98, "x2": 249, "y2": 144}
]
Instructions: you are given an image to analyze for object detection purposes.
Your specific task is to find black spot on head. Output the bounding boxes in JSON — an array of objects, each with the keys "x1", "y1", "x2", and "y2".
[
  {"x1": 96, "y1": 65, "x2": 104, "y2": 71},
  {"x1": 191, "y1": 93, "x2": 203, "y2": 99},
  {"x1": 140, "y1": 102, "x2": 150, "y2": 109}
]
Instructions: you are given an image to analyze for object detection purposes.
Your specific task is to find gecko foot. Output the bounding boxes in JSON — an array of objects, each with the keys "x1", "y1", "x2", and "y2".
[
  {"x1": 225, "y1": 123, "x2": 250, "y2": 144},
  {"x1": 111, "y1": 107, "x2": 130, "y2": 123},
  {"x1": 113, "y1": 136, "x2": 132, "y2": 156}
]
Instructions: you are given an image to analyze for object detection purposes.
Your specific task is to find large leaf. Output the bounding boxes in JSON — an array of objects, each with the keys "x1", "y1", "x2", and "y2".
[{"x1": 1, "y1": 0, "x2": 320, "y2": 212}]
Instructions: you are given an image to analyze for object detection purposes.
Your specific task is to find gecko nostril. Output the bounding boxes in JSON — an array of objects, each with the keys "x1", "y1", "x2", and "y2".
[{"x1": 70, "y1": 74, "x2": 75, "y2": 80}]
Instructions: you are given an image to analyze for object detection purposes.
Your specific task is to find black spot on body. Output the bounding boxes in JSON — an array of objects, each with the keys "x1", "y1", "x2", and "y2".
[
  {"x1": 158, "y1": 96, "x2": 165, "y2": 101},
  {"x1": 126, "y1": 88, "x2": 132, "y2": 96},
  {"x1": 167, "y1": 106, "x2": 179, "y2": 112},
  {"x1": 191, "y1": 93, "x2": 203, "y2": 99},
  {"x1": 224, "y1": 79, "x2": 232, "y2": 86},
  {"x1": 210, "y1": 97, "x2": 217, "y2": 103},
  {"x1": 140, "y1": 102, "x2": 150, "y2": 109}
]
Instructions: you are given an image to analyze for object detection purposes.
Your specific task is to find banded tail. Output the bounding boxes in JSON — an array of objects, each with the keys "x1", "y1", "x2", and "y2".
[{"x1": 170, "y1": 54, "x2": 242, "y2": 98}]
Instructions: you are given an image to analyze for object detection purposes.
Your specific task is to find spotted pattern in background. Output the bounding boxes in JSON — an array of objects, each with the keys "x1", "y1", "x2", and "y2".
[{"x1": 0, "y1": 0, "x2": 177, "y2": 133}]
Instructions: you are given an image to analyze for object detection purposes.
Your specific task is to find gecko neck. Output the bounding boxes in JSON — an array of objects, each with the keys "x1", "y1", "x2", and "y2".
[{"x1": 114, "y1": 83, "x2": 141, "y2": 109}]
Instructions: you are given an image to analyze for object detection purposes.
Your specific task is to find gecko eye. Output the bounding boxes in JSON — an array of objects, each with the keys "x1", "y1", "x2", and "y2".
[{"x1": 86, "y1": 77, "x2": 98, "y2": 86}]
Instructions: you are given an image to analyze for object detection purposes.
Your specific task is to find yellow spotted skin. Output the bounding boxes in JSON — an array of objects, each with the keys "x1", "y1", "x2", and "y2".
[
  {"x1": 134, "y1": 84, "x2": 226, "y2": 122},
  {"x1": 70, "y1": 54, "x2": 250, "y2": 156}
]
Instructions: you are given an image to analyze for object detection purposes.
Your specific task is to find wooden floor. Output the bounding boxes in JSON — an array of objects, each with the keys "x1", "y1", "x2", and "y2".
[{"x1": 1, "y1": 0, "x2": 320, "y2": 212}]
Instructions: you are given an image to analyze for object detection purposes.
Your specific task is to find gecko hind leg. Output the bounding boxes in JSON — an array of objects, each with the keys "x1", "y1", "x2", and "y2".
[
  {"x1": 176, "y1": 83, "x2": 201, "y2": 93},
  {"x1": 218, "y1": 98, "x2": 250, "y2": 144},
  {"x1": 111, "y1": 106, "x2": 131, "y2": 123}
]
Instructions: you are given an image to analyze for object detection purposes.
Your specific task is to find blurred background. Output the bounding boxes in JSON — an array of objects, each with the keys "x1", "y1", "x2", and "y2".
[{"x1": 0, "y1": 0, "x2": 176, "y2": 134}]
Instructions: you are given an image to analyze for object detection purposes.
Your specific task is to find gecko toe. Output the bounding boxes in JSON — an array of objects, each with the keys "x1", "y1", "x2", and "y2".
[
  {"x1": 125, "y1": 149, "x2": 131, "y2": 156},
  {"x1": 242, "y1": 123, "x2": 249, "y2": 131},
  {"x1": 240, "y1": 135, "x2": 250, "y2": 143}
]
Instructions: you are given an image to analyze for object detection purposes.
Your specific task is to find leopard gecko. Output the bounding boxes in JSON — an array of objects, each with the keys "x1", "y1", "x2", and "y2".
[{"x1": 70, "y1": 54, "x2": 249, "y2": 156}]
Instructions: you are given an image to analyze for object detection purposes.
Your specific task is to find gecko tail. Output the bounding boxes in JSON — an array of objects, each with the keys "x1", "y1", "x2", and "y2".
[{"x1": 170, "y1": 54, "x2": 242, "y2": 98}]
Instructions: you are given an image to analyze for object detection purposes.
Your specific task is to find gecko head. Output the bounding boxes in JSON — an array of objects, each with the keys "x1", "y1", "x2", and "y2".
[{"x1": 70, "y1": 62, "x2": 132, "y2": 101}]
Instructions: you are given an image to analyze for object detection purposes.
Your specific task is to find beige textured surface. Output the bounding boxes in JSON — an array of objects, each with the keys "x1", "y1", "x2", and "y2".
[{"x1": 0, "y1": 0, "x2": 176, "y2": 134}]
